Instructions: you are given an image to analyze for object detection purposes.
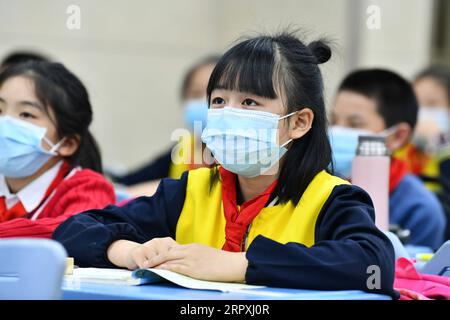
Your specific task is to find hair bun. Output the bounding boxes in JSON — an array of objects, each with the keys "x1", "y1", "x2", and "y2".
[{"x1": 308, "y1": 40, "x2": 332, "y2": 65}]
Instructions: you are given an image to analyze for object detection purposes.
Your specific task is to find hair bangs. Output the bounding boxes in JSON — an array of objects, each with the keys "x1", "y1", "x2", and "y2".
[{"x1": 207, "y1": 38, "x2": 280, "y2": 101}]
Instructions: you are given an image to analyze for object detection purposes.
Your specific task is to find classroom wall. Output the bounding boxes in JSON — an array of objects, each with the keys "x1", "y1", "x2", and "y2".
[
  {"x1": 356, "y1": 0, "x2": 434, "y2": 78},
  {"x1": 0, "y1": 0, "x2": 436, "y2": 170}
]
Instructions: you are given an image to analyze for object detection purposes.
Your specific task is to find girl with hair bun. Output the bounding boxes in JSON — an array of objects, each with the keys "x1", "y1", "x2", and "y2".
[{"x1": 54, "y1": 32, "x2": 396, "y2": 297}]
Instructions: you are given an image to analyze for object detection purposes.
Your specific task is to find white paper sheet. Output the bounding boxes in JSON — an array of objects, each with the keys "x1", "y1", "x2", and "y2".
[{"x1": 66, "y1": 267, "x2": 266, "y2": 292}]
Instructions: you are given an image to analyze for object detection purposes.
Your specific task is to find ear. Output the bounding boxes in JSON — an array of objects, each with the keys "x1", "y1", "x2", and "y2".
[
  {"x1": 57, "y1": 135, "x2": 80, "y2": 158},
  {"x1": 385, "y1": 122, "x2": 411, "y2": 151},
  {"x1": 288, "y1": 108, "x2": 314, "y2": 139}
]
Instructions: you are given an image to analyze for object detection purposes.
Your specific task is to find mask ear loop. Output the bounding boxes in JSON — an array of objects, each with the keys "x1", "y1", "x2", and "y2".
[
  {"x1": 378, "y1": 125, "x2": 399, "y2": 138},
  {"x1": 280, "y1": 138, "x2": 293, "y2": 148},
  {"x1": 278, "y1": 111, "x2": 298, "y2": 120},
  {"x1": 43, "y1": 136, "x2": 66, "y2": 154},
  {"x1": 278, "y1": 111, "x2": 299, "y2": 148},
  {"x1": 376, "y1": 125, "x2": 400, "y2": 156}
]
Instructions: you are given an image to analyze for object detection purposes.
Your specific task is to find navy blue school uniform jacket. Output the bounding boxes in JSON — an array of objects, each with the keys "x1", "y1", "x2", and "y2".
[{"x1": 53, "y1": 167, "x2": 398, "y2": 298}]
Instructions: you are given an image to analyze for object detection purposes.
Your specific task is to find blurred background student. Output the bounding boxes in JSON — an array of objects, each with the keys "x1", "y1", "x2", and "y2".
[
  {"x1": 410, "y1": 66, "x2": 450, "y2": 239},
  {"x1": 397, "y1": 67, "x2": 450, "y2": 179},
  {"x1": 329, "y1": 69, "x2": 446, "y2": 249},
  {"x1": 0, "y1": 61, "x2": 115, "y2": 238},
  {"x1": 413, "y1": 66, "x2": 450, "y2": 152},
  {"x1": 110, "y1": 55, "x2": 220, "y2": 197}
]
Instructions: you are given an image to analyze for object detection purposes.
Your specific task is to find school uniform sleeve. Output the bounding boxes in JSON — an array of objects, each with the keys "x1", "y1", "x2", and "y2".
[
  {"x1": 0, "y1": 170, "x2": 115, "y2": 238},
  {"x1": 245, "y1": 184, "x2": 398, "y2": 298},
  {"x1": 52, "y1": 172, "x2": 188, "y2": 268},
  {"x1": 440, "y1": 158, "x2": 450, "y2": 192},
  {"x1": 0, "y1": 170, "x2": 116, "y2": 239},
  {"x1": 390, "y1": 174, "x2": 445, "y2": 249}
]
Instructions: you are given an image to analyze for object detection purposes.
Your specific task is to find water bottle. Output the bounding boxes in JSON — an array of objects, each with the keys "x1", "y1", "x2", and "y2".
[{"x1": 351, "y1": 136, "x2": 390, "y2": 231}]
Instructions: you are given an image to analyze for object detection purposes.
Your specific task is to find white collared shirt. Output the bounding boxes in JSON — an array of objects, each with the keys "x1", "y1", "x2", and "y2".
[{"x1": 0, "y1": 161, "x2": 63, "y2": 213}]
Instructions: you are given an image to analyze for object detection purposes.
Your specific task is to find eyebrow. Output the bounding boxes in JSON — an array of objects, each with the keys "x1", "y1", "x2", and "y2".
[
  {"x1": 0, "y1": 95, "x2": 44, "y2": 111},
  {"x1": 17, "y1": 100, "x2": 45, "y2": 111},
  {"x1": 347, "y1": 114, "x2": 366, "y2": 123},
  {"x1": 210, "y1": 86, "x2": 229, "y2": 92},
  {"x1": 211, "y1": 88, "x2": 266, "y2": 99}
]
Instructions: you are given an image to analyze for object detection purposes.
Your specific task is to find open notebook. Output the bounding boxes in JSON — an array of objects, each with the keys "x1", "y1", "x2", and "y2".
[{"x1": 65, "y1": 267, "x2": 265, "y2": 292}]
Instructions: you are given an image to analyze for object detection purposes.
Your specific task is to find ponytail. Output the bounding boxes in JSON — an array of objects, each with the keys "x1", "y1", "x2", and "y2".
[{"x1": 72, "y1": 131, "x2": 103, "y2": 173}]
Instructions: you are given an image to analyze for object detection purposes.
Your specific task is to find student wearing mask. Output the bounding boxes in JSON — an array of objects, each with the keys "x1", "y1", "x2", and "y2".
[
  {"x1": 111, "y1": 56, "x2": 219, "y2": 197},
  {"x1": 329, "y1": 69, "x2": 446, "y2": 249},
  {"x1": 0, "y1": 61, "x2": 115, "y2": 238},
  {"x1": 413, "y1": 66, "x2": 450, "y2": 152},
  {"x1": 54, "y1": 32, "x2": 396, "y2": 297},
  {"x1": 411, "y1": 66, "x2": 450, "y2": 239}
]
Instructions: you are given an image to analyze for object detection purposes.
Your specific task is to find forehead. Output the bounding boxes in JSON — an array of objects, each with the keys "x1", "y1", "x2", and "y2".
[
  {"x1": 414, "y1": 77, "x2": 448, "y2": 95},
  {"x1": 334, "y1": 90, "x2": 379, "y2": 117},
  {"x1": 414, "y1": 77, "x2": 450, "y2": 106},
  {"x1": 0, "y1": 76, "x2": 38, "y2": 102}
]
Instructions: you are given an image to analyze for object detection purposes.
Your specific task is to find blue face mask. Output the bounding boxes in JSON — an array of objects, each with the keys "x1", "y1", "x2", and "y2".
[
  {"x1": 201, "y1": 107, "x2": 296, "y2": 178},
  {"x1": 328, "y1": 125, "x2": 395, "y2": 178},
  {"x1": 184, "y1": 98, "x2": 209, "y2": 130},
  {"x1": 328, "y1": 126, "x2": 371, "y2": 178},
  {"x1": 0, "y1": 116, "x2": 64, "y2": 178}
]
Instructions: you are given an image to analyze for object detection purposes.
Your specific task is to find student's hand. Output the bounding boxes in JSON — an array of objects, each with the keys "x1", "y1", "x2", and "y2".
[
  {"x1": 125, "y1": 237, "x2": 179, "y2": 270},
  {"x1": 152, "y1": 242, "x2": 249, "y2": 283},
  {"x1": 108, "y1": 238, "x2": 249, "y2": 283},
  {"x1": 107, "y1": 237, "x2": 178, "y2": 270}
]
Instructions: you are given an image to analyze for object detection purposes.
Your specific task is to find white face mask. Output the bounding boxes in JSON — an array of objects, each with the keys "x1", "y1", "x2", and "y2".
[
  {"x1": 201, "y1": 107, "x2": 296, "y2": 177},
  {"x1": 418, "y1": 107, "x2": 450, "y2": 133},
  {"x1": 412, "y1": 107, "x2": 450, "y2": 152}
]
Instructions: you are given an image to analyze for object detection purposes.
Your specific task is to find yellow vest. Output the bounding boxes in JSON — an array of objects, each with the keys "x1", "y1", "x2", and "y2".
[
  {"x1": 394, "y1": 144, "x2": 444, "y2": 192},
  {"x1": 175, "y1": 168, "x2": 350, "y2": 250},
  {"x1": 168, "y1": 134, "x2": 204, "y2": 179}
]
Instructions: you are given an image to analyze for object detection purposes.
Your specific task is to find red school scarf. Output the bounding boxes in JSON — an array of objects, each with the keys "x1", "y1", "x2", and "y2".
[
  {"x1": 389, "y1": 157, "x2": 409, "y2": 194},
  {"x1": 0, "y1": 162, "x2": 71, "y2": 223},
  {"x1": 0, "y1": 198, "x2": 26, "y2": 223},
  {"x1": 219, "y1": 166, "x2": 278, "y2": 252},
  {"x1": 395, "y1": 143, "x2": 430, "y2": 176}
]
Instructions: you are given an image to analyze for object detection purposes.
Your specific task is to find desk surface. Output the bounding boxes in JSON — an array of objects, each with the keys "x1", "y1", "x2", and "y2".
[{"x1": 62, "y1": 280, "x2": 391, "y2": 300}]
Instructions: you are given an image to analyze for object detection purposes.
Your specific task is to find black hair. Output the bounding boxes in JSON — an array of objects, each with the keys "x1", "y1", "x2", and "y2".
[
  {"x1": 207, "y1": 31, "x2": 333, "y2": 205},
  {"x1": 180, "y1": 55, "x2": 221, "y2": 100},
  {"x1": 0, "y1": 61, "x2": 103, "y2": 173},
  {"x1": 1, "y1": 51, "x2": 50, "y2": 69},
  {"x1": 414, "y1": 65, "x2": 450, "y2": 104},
  {"x1": 338, "y1": 69, "x2": 419, "y2": 130}
]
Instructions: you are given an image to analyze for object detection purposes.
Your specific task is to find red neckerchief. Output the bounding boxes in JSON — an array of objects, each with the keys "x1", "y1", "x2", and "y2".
[
  {"x1": 0, "y1": 161, "x2": 71, "y2": 222},
  {"x1": 219, "y1": 166, "x2": 278, "y2": 252},
  {"x1": 389, "y1": 157, "x2": 409, "y2": 194},
  {"x1": 405, "y1": 143, "x2": 430, "y2": 175},
  {"x1": 0, "y1": 199, "x2": 26, "y2": 223}
]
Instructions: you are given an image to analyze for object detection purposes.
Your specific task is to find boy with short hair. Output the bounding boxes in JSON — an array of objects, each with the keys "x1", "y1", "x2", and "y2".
[{"x1": 330, "y1": 68, "x2": 446, "y2": 249}]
